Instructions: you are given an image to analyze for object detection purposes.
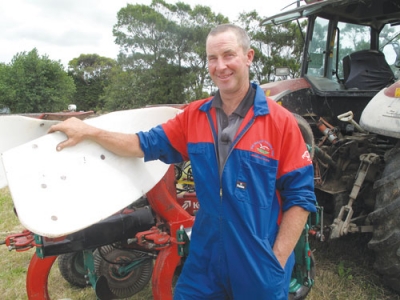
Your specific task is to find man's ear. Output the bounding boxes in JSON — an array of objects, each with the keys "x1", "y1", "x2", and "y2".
[{"x1": 247, "y1": 48, "x2": 255, "y2": 66}]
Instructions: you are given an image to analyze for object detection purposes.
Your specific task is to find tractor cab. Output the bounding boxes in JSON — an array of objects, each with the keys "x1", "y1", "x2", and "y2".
[
  {"x1": 260, "y1": 1, "x2": 400, "y2": 294},
  {"x1": 261, "y1": 0, "x2": 400, "y2": 124}
]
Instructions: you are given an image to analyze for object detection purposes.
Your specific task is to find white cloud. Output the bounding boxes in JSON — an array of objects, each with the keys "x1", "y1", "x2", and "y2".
[{"x1": 0, "y1": 0, "x2": 295, "y2": 68}]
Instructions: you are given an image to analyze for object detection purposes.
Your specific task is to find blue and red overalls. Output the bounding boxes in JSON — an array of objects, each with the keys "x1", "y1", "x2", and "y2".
[{"x1": 138, "y1": 83, "x2": 317, "y2": 299}]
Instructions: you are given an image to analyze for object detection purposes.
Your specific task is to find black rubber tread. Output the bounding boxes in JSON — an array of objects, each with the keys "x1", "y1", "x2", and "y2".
[
  {"x1": 57, "y1": 251, "x2": 89, "y2": 288},
  {"x1": 368, "y1": 147, "x2": 400, "y2": 293},
  {"x1": 373, "y1": 169, "x2": 400, "y2": 189},
  {"x1": 293, "y1": 113, "x2": 315, "y2": 158},
  {"x1": 368, "y1": 196, "x2": 400, "y2": 222},
  {"x1": 382, "y1": 276, "x2": 400, "y2": 294},
  {"x1": 368, "y1": 230, "x2": 400, "y2": 251},
  {"x1": 93, "y1": 245, "x2": 153, "y2": 299},
  {"x1": 372, "y1": 262, "x2": 400, "y2": 276},
  {"x1": 332, "y1": 192, "x2": 348, "y2": 221},
  {"x1": 383, "y1": 145, "x2": 400, "y2": 163}
]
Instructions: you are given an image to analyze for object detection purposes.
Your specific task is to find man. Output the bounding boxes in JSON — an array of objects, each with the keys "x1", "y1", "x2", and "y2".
[{"x1": 50, "y1": 24, "x2": 316, "y2": 299}]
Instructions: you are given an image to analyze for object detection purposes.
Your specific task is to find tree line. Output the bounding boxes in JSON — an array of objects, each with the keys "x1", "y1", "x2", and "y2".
[{"x1": 0, "y1": 0, "x2": 304, "y2": 114}]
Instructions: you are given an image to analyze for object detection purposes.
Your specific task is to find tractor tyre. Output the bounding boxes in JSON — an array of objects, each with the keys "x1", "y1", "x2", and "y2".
[
  {"x1": 58, "y1": 251, "x2": 89, "y2": 288},
  {"x1": 293, "y1": 113, "x2": 315, "y2": 158},
  {"x1": 368, "y1": 146, "x2": 400, "y2": 293},
  {"x1": 93, "y1": 245, "x2": 153, "y2": 298}
]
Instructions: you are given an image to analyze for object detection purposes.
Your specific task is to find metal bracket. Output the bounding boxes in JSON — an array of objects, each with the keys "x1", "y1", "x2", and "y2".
[{"x1": 330, "y1": 153, "x2": 379, "y2": 239}]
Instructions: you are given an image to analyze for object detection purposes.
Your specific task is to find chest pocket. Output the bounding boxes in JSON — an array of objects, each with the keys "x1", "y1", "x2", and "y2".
[
  {"x1": 234, "y1": 154, "x2": 278, "y2": 208},
  {"x1": 187, "y1": 143, "x2": 219, "y2": 188}
]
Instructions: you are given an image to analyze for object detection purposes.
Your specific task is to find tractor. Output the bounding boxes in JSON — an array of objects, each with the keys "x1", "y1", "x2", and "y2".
[{"x1": 260, "y1": 0, "x2": 400, "y2": 293}]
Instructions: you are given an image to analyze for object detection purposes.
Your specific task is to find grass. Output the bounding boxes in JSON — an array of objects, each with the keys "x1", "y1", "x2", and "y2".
[
  {"x1": 306, "y1": 235, "x2": 400, "y2": 300},
  {"x1": 0, "y1": 187, "x2": 153, "y2": 300},
  {"x1": 1, "y1": 186, "x2": 400, "y2": 299}
]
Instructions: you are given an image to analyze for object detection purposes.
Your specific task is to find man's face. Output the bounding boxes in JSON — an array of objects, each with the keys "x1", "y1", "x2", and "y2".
[{"x1": 206, "y1": 30, "x2": 254, "y2": 96}]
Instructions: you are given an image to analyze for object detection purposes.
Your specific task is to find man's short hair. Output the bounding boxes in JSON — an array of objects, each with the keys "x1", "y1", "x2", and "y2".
[{"x1": 207, "y1": 24, "x2": 251, "y2": 52}]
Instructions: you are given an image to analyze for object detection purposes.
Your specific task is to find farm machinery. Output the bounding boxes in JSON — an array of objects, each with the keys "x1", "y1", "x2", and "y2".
[
  {"x1": 7, "y1": 0, "x2": 400, "y2": 297},
  {"x1": 2, "y1": 160, "x2": 315, "y2": 299},
  {"x1": 260, "y1": 0, "x2": 400, "y2": 293}
]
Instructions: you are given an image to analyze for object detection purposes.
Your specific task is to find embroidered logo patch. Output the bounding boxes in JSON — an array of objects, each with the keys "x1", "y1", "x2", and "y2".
[
  {"x1": 251, "y1": 140, "x2": 274, "y2": 157},
  {"x1": 302, "y1": 150, "x2": 312, "y2": 163},
  {"x1": 236, "y1": 181, "x2": 247, "y2": 189}
]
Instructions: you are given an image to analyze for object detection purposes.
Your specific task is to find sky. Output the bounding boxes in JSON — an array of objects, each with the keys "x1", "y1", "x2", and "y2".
[{"x1": 0, "y1": 0, "x2": 296, "y2": 68}]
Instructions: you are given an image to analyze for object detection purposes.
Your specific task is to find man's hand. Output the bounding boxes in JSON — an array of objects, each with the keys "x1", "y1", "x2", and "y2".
[
  {"x1": 48, "y1": 117, "x2": 97, "y2": 151},
  {"x1": 273, "y1": 206, "x2": 309, "y2": 268},
  {"x1": 48, "y1": 117, "x2": 144, "y2": 158}
]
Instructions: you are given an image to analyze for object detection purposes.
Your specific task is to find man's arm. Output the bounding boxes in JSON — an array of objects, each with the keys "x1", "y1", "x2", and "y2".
[
  {"x1": 48, "y1": 117, "x2": 144, "y2": 157},
  {"x1": 272, "y1": 206, "x2": 309, "y2": 268}
]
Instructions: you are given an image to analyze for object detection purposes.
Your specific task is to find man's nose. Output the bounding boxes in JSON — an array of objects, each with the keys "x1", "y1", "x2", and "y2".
[{"x1": 215, "y1": 58, "x2": 226, "y2": 70}]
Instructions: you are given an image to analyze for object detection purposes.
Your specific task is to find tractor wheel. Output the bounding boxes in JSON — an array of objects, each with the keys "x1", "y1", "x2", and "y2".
[
  {"x1": 288, "y1": 253, "x2": 316, "y2": 300},
  {"x1": 368, "y1": 146, "x2": 400, "y2": 293},
  {"x1": 93, "y1": 245, "x2": 153, "y2": 299},
  {"x1": 293, "y1": 113, "x2": 315, "y2": 158},
  {"x1": 58, "y1": 251, "x2": 89, "y2": 288}
]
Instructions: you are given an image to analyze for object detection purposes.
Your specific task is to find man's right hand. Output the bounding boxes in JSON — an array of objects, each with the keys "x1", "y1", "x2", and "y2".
[
  {"x1": 48, "y1": 117, "x2": 96, "y2": 151},
  {"x1": 48, "y1": 117, "x2": 145, "y2": 158}
]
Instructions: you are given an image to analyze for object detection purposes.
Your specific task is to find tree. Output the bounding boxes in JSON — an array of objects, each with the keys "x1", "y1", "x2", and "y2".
[
  {"x1": 238, "y1": 11, "x2": 305, "y2": 83},
  {"x1": 105, "y1": 0, "x2": 228, "y2": 110},
  {"x1": 102, "y1": 65, "x2": 143, "y2": 111},
  {"x1": 104, "y1": 2, "x2": 308, "y2": 110},
  {"x1": 68, "y1": 54, "x2": 116, "y2": 112},
  {"x1": 184, "y1": 4, "x2": 228, "y2": 98},
  {"x1": 0, "y1": 48, "x2": 75, "y2": 113},
  {"x1": 0, "y1": 63, "x2": 15, "y2": 112}
]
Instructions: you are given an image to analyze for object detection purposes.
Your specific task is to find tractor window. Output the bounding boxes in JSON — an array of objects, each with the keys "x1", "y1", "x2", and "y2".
[
  {"x1": 380, "y1": 24, "x2": 400, "y2": 80},
  {"x1": 307, "y1": 17, "x2": 328, "y2": 77},
  {"x1": 307, "y1": 18, "x2": 372, "y2": 81},
  {"x1": 334, "y1": 22, "x2": 370, "y2": 80}
]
